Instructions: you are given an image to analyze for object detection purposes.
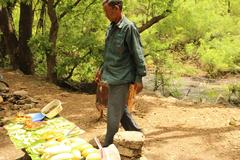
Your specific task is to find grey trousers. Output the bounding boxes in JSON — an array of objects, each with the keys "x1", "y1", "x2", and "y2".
[{"x1": 104, "y1": 84, "x2": 141, "y2": 147}]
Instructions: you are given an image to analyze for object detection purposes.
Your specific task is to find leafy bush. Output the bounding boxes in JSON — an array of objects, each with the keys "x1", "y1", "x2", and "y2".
[
  {"x1": 29, "y1": 34, "x2": 50, "y2": 76},
  {"x1": 141, "y1": 0, "x2": 240, "y2": 77}
]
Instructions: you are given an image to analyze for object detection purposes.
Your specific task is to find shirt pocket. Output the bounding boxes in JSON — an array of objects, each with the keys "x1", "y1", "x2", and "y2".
[{"x1": 113, "y1": 32, "x2": 125, "y2": 54}]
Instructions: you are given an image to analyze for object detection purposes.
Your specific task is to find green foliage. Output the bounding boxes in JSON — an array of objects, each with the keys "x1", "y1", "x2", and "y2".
[
  {"x1": 5, "y1": 0, "x2": 240, "y2": 84},
  {"x1": 205, "y1": 90, "x2": 219, "y2": 99},
  {"x1": 28, "y1": 34, "x2": 50, "y2": 76},
  {"x1": 28, "y1": 0, "x2": 106, "y2": 81},
  {"x1": 125, "y1": 0, "x2": 172, "y2": 23},
  {"x1": 0, "y1": 0, "x2": 15, "y2": 6},
  {"x1": 198, "y1": 35, "x2": 240, "y2": 76},
  {"x1": 140, "y1": 0, "x2": 240, "y2": 77},
  {"x1": 21, "y1": 0, "x2": 32, "y2": 5},
  {"x1": 228, "y1": 83, "x2": 240, "y2": 105},
  {"x1": 155, "y1": 72, "x2": 182, "y2": 98},
  {"x1": 55, "y1": 0, "x2": 106, "y2": 82},
  {"x1": 0, "y1": 0, "x2": 31, "y2": 6},
  {"x1": 229, "y1": 83, "x2": 240, "y2": 94}
]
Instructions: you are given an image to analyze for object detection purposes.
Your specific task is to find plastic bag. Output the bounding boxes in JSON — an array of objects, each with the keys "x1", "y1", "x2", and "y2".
[{"x1": 94, "y1": 137, "x2": 121, "y2": 160}]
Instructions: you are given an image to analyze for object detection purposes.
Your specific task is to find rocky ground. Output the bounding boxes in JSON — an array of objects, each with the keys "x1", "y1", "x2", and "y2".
[{"x1": 0, "y1": 69, "x2": 240, "y2": 160}]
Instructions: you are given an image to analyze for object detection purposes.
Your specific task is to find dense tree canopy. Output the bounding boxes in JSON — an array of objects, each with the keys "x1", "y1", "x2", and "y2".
[{"x1": 0, "y1": 0, "x2": 239, "y2": 85}]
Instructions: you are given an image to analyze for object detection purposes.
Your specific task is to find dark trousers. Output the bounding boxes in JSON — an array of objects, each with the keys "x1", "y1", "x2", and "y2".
[{"x1": 104, "y1": 84, "x2": 141, "y2": 146}]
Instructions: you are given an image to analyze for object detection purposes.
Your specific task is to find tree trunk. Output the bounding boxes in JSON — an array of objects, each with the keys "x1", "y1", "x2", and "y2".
[
  {"x1": 0, "y1": 7, "x2": 18, "y2": 69},
  {"x1": 36, "y1": 2, "x2": 46, "y2": 34},
  {"x1": 46, "y1": 0, "x2": 59, "y2": 83},
  {"x1": 45, "y1": 0, "x2": 82, "y2": 83},
  {"x1": 0, "y1": 35, "x2": 6, "y2": 57},
  {"x1": 18, "y1": 1, "x2": 34, "y2": 74},
  {"x1": 0, "y1": 35, "x2": 7, "y2": 66}
]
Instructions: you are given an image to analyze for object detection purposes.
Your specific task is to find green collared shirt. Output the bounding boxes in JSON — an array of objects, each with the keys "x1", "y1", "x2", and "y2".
[{"x1": 102, "y1": 16, "x2": 146, "y2": 85}]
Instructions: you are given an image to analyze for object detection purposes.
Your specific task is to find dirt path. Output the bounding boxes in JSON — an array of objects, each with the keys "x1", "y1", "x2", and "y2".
[{"x1": 0, "y1": 69, "x2": 240, "y2": 160}]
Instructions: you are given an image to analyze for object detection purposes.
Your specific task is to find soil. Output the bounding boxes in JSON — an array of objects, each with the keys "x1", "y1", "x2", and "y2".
[{"x1": 0, "y1": 69, "x2": 240, "y2": 160}]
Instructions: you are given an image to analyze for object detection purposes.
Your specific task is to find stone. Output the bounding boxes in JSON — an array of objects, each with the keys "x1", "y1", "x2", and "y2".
[
  {"x1": 59, "y1": 92, "x2": 70, "y2": 97},
  {"x1": 28, "y1": 97, "x2": 39, "y2": 103},
  {"x1": 199, "y1": 97, "x2": 207, "y2": 103},
  {"x1": 20, "y1": 86, "x2": 28, "y2": 90},
  {"x1": 121, "y1": 155, "x2": 147, "y2": 160},
  {"x1": 88, "y1": 133, "x2": 105, "y2": 148},
  {"x1": 23, "y1": 104, "x2": 34, "y2": 110},
  {"x1": 0, "y1": 117, "x2": 11, "y2": 127},
  {"x1": 136, "y1": 156, "x2": 148, "y2": 160},
  {"x1": 229, "y1": 117, "x2": 240, "y2": 126},
  {"x1": 27, "y1": 108, "x2": 41, "y2": 113},
  {"x1": 13, "y1": 90, "x2": 28, "y2": 97},
  {"x1": 12, "y1": 104, "x2": 21, "y2": 110},
  {"x1": 0, "y1": 121, "x2": 3, "y2": 127},
  {"x1": 8, "y1": 97, "x2": 15, "y2": 103},
  {"x1": 116, "y1": 144, "x2": 142, "y2": 157},
  {"x1": 24, "y1": 97, "x2": 33, "y2": 104},
  {"x1": 16, "y1": 100, "x2": 26, "y2": 105},
  {"x1": 215, "y1": 94, "x2": 228, "y2": 105},
  {"x1": 114, "y1": 131, "x2": 145, "y2": 150},
  {"x1": 121, "y1": 156, "x2": 133, "y2": 160},
  {"x1": 0, "y1": 96, "x2": 3, "y2": 104},
  {"x1": 10, "y1": 104, "x2": 33, "y2": 110},
  {"x1": 229, "y1": 93, "x2": 240, "y2": 106},
  {"x1": 0, "y1": 87, "x2": 9, "y2": 93},
  {"x1": 16, "y1": 69, "x2": 24, "y2": 75}
]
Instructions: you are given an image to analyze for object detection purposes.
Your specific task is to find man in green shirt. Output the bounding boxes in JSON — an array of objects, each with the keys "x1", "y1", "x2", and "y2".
[{"x1": 102, "y1": 0, "x2": 147, "y2": 146}]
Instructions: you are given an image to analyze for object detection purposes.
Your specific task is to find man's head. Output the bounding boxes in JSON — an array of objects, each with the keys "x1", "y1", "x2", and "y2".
[{"x1": 103, "y1": 0, "x2": 123, "y2": 22}]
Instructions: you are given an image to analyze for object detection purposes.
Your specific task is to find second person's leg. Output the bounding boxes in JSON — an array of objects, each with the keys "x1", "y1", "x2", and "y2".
[{"x1": 121, "y1": 107, "x2": 141, "y2": 131}]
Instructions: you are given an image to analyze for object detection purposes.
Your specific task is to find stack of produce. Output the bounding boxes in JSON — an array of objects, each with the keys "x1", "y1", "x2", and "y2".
[
  {"x1": 28, "y1": 137, "x2": 101, "y2": 160},
  {"x1": 5, "y1": 116, "x2": 99, "y2": 160},
  {"x1": 114, "y1": 131, "x2": 145, "y2": 160}
]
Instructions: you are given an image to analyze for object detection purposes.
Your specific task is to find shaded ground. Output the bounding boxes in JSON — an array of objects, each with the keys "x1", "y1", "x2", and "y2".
[{"x1": 0, "y1": 69, "x2": 240, "y2": 160}]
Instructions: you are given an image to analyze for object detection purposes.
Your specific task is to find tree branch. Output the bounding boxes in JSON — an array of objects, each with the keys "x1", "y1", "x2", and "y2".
[
  {"x1": 62, "y1": 50, "x2": 92, "y2": 81},
  {"x1": 63, "y1": 63, "x2": 78, "y2": 81},
  {"x1": 41, "y1": 0, "x2": 48, "y2": 4},
  {"x1": 54, "y1": 0, "x2": 62, "y2": 8},
  {"x1": 33, "y1": 0, "x2": 40, "y2": 12},
  {"x1": 36, "y1": 1, "x2": 46, "y2": 34},
  {"x1": 138, "y1": 0, "x2": 175, "y2": 33},
  {"x1": 58, "y1": 0, "x2": 82, "y2": 20},
  {"x1": 83, "y1": 0, "x2": 97, "y2": 19}
]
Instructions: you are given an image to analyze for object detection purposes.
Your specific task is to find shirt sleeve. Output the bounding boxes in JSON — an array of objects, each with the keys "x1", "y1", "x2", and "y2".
[{"x1": 126, "y1": 24, "x2": 147, "y2": 83}]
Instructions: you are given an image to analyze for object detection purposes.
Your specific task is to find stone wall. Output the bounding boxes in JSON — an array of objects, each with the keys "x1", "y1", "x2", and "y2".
[{"x1": 114, "y1": 131, "x2": 146, "y2": 160}]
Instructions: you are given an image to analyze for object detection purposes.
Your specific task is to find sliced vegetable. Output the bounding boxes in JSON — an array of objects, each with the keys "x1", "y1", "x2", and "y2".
[
  {"x1": 82, "y1": 148, "x2": 99, "y2": 158},
  {"x1": 49, "y1": 153, "x2": 74, "y2": 160},
  {"x1": 44, "y1": 145, "x2": 71, "y2": 156}
]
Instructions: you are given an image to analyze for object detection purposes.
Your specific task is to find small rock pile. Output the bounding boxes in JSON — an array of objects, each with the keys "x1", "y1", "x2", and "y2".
[
  {"x1": 1, "y1": 90, "x2": 38, "y2": 110},
  {"x1": 114, "y1": 131, "x2": 146, "y2": 160},
  {"x1": 0, "y1": 90, "x2": 39, "y2": 127}
]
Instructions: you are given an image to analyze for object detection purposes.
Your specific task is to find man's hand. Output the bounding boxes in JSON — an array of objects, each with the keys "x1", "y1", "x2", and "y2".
[{"x1": 134, "y1": 82, "x2": 143, "y2": 94}]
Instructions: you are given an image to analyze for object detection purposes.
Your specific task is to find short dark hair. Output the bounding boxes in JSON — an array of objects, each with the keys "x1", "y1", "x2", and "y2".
[{"x1": 103, "y1": 0, "x2": 123, "y2": 11}]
